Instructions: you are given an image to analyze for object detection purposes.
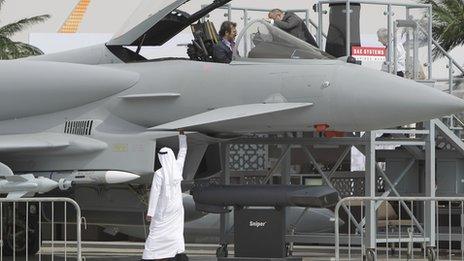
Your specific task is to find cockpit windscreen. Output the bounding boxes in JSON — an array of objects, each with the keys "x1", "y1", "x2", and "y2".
[{"x1": 235, "y1": 20, "x2": 333, "y2": 60}]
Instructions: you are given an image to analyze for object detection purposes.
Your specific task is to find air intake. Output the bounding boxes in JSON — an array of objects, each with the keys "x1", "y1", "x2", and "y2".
[{"x1": 64, "y1": 120, "x2": 93, "y2": 135}]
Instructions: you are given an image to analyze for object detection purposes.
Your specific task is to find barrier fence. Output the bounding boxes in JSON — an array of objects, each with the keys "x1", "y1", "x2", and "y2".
[
  {"x1": 335, "y1": 197, "x2": 464, "y2": 261},
  {"x1": 0, "y1": 198, "x2": 82, "y2": 261}
]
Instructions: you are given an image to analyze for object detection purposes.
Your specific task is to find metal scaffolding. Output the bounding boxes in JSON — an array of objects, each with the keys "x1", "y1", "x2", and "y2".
[{"x1": 208, "y1": 1, "x2": 464, "y2": 259}]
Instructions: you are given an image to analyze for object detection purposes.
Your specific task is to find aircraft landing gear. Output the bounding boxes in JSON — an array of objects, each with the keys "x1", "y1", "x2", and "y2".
[
  {"x1": 426, "y1": 247, "x2": 437, "y2": 261},
  {"x1": 363, "y1": 248, "x2": 376, "y2": 261},
  {"x1": 2, "y1": 203, "x2": 40, "y2": 256},
  {"x1": 216, "y1": 244, "x2": 228, "y2": 258},
  {"x1": 175, "y1": 253, "x2": 189, "y2": 261}
]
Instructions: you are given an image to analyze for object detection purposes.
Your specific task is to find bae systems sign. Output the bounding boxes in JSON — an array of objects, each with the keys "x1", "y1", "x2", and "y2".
[
  {"x1": 352, "y1": 46, "x2": 386, "y2": 61},
  {"x1": 249, "y1": 221, "x2": 267, "y2": 228}
]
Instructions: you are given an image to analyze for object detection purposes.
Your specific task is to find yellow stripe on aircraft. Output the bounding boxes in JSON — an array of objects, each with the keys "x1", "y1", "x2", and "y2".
[{"x1": 58, "y1": 0, "x2": 91, "y2": 33}]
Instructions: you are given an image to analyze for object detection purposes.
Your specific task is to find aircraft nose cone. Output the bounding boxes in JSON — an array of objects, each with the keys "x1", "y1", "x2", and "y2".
[{"x1": 332, "y1": 65, "x2": 464, "y2": 131}]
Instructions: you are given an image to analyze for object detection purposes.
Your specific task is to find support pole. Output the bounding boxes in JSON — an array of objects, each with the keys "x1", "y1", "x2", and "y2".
[
  {"x1": 281, "y1": 144, "x2": 291, "y2": 185},
  {"x1": 219, "y1": 143, "x2": 231, "y2": 246},
  {"x1": 345, "y1": 0, "x2": 351, "y2": 56},
  {"x1": 393, "y1": 21, "x2": 398, "y2": 75},
  {"x1": 405, "y1": 7, "x2": 411, "y2": 78},
  {"x1": 425, "y1": 120, "x2": 436, "y2": 248},
  {"x1": 305, "y1": 9, "x2": 310, "y2": 32},
  {"x1": 243, "y1": 9, "x2": 249, "y2": 54},
  {"x1": 227, "y1": 5, "x2": 232, "y2": 22},
  {"x1": 387, "y1": 4, "x2": 393, "y2": 74},
  {"x1": 365, "y1": 131, "x2": 377, "y2": 257},
  {"x1": 317, "y1": 2, "x2": 323, "y2": 49},
  {"x1": 413, "y1": 26, "x2": 419, "y2": 80},
  {"x1": 427, "y1": 6, "x2": 433, "y2": 79}
]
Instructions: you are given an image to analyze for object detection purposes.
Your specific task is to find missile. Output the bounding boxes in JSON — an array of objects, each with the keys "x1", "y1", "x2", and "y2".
[
  {"x1": 0, "y1": 174, "x2": 58, "y2": 199},
  {"x1": 192, "y1": 184, "x2": 339, "y2": 213},
  {"x1": 41, "y1": 170, "x2": 140, "y2": 187}
]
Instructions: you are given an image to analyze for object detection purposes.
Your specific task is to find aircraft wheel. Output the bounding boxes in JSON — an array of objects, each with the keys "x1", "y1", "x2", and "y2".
[
  {"x1": 286, "y1": 243, "x2": 293, "y2": 256},
  {"x1": 2, "y1": 203, "x2": 40, "y2": 256},
  {"x1": 216, "y1": 244, "x2": 228, "y2": 258},
  {"x1": 175, "y1": 253, "x2": 189, "y2": 261},
  {"x1": 426, "y1": 247, "x2": 437, "y2": 261},
  {"x1": 364, "y1": 249, "x2": 376, "y2": 261}
]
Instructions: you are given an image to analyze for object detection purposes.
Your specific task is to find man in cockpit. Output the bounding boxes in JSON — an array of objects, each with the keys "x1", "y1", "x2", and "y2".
[
  {"x1": 212, "y1": 21, "x2": 238, "y2": 64},
  {"x1": 267, "y1": 9, "x2": 318, "y2": 48}
]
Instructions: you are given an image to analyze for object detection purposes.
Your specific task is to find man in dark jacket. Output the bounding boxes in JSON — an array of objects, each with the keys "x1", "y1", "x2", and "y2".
[
  {"x1": 268, "y1": 9, "x2": 318, "y2": 48},
  {"x1": 212, "y1": 21, "x2": 237, "y2": 64}
]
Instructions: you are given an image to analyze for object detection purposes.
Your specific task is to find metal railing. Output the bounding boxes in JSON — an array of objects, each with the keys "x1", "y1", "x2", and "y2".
[
  {"x1": 316, "y1": 0, "x2": 433, "y2": 79},
  {"x1": 205, "y1": 4, "x2": 327, "y2": 42},
  {"x1": 0, "y1": 198, "x2": 82, "y2": 261},
  {"x1": 335, "y1": 197, "x2": 464, "y2": 261},
  {"x1": 316, "y1": 0, "x2": 462, "y2": 88}
]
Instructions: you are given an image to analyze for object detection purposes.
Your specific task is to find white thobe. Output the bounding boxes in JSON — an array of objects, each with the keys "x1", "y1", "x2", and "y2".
[{"x1": 143, "y1": 135, "x2": 187, "y2": 260}]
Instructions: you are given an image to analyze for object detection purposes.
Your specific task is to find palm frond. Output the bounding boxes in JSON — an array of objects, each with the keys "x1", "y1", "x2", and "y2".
[
  {"x1": 0, "y1": 1, "x2": 49, "y2": 59},
  {"x1": 421, "y1": 0, "x2": 464, "y2": 60},
  {"x1": 0, "y1": 36, "x2": 17, "y2": 60},
  {"x1": 12, "y1": 41, "x2": 44, "y2": 56},
  {"x1": 0, "y1": 14, "x2": 50, "y2": 37},
  {"x1": 0, "y1": 36, "x2": 44, "y2": 60}
]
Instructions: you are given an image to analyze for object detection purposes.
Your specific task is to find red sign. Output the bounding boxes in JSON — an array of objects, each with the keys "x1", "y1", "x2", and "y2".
[{"x1": 351, "y1": 46, "x2": 386, "y2": 57}]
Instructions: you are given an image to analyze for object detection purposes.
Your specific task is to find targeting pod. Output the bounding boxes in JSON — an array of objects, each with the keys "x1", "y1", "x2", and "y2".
[{"x1": 192, "y1": 184, "x2": 339, "y2": 213}]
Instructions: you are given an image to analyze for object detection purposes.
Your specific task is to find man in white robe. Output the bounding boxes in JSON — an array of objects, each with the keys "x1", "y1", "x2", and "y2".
[{"x1": 142, "y1": 132, "x2": 187, "y2": 261}]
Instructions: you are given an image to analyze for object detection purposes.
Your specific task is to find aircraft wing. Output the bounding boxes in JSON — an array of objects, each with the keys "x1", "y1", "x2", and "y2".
[
  {"x1": 149, "y1": 103, "x2": 313, "y2": 132},
  {"x1": 0, "y1": 133, "x2": 107, "y2": 156}
]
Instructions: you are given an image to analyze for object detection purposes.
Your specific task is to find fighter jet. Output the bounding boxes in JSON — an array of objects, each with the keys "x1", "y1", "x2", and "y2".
[{"x1": 0, "y1": 0, "x2": 463, "y2": 254}]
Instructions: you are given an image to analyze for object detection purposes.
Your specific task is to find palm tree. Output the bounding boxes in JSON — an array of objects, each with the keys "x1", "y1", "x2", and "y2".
[
  {"x1": 0, "y1": 0, "x2": 50, "y2": 60},
  {"x1": 421, "y1": 0, "x2": 464, "y2": 60}
]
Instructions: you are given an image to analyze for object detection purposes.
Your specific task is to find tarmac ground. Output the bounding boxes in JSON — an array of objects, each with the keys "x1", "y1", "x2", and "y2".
[{"x1": 1, "y1": 242, "x2": 463, "y2": 260}]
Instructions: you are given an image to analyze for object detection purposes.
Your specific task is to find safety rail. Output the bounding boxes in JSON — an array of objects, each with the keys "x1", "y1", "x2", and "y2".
[
  {"x1": 415, "y1": 23, "x2": 464, "y2": 94},
  {"x1": 417, "y1": 22, "x2": 464, "y2": 138},
  {"x1": 316, "y1": 0, "x2": 433, "y2": 79},
  {"x1": 335, "y1": 197, "x2": 464, "y2": 261},
  {"x1": 206, "y1": 4, "x2": 327, "y2": 41},
  {"x1": 0, "y1": 198, "x2": 82, "y2": 261}
]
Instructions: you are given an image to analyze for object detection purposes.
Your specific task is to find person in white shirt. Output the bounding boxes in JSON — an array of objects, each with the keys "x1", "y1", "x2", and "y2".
[
  {"x1": 142, "y1": 132, "x2": 188, "y2": 261},
  {"x1": 377, "y1": 28, "x2": 406, "y2": 77}
]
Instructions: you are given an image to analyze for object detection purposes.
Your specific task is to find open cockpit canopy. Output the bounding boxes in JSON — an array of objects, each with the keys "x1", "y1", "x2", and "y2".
[
  {"x1": 106, "y1": 0, "x2": 334, "y2": 63},
  {"x1": 108, "y1": 0, "x2": 231, "y2": 47},
  {"x1": 234, "y1": 20, "x2": 333, "y2": 60}
]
